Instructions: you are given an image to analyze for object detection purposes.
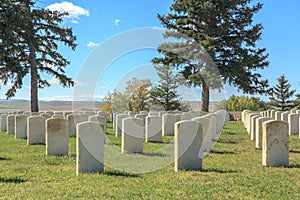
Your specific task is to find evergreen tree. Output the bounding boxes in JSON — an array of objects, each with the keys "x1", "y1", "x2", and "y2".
[
  {"x1": 0, "y1": 0, "x2": 76, "y2": 112},
  {"x1": 269, "y1": 75, "x2": 295, "y2": 111},
  {"x1": 152, "y1": 0, "x2": 270, "y2": 112},
  {"x1": 150, "y1": 65, "x2": 182, "y2": 111}
]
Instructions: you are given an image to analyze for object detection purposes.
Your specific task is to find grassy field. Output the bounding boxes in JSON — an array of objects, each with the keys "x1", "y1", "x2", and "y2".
[{"x1": 1, "y1": 121, "x2": 300, "y2": 199}]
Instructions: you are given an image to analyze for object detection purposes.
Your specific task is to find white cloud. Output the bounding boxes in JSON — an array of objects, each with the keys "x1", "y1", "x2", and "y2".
[
  {"x1": 115, "y1": 19, "x2": 121, "y2": 26},
  {"x1": 46, "y1": 2, "x2": 89, "y2": 24},
  {"x1": 86, "y1": 41, "x2": 99, "y2": 48}
]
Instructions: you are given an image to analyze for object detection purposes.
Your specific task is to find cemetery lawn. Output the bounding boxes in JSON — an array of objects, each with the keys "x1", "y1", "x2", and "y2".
[{"x1": 1, "y1": 121, "x2": 300, "y2": 199}]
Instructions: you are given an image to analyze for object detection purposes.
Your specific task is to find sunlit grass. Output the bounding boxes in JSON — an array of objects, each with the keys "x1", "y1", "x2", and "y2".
[{"x1": 0, "y1": 121, "x2": 300, "y2": 199}]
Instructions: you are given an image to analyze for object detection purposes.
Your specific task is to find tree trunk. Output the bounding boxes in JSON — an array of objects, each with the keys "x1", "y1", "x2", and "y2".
[
  {"x1": 29, "y1": 42, "x2": 39, "y2": 112},
  {"x1": 201, "y1": 81, "x2": 209, "y2": 112}
]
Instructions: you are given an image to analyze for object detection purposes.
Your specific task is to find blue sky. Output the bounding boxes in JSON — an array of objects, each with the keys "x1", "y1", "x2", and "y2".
[{"x1": 1, "y1": 0, "x2": 299, "y2": 102}]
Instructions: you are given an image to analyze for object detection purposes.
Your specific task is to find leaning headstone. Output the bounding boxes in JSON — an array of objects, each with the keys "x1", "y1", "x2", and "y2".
[
  {"x1": 122, "y1": 117, "x2": 144, "y2": 153},
  {"x1": 162, "y1": 114, "x2": 177, "y2": 136},
  {"x1": 27, "y1": 116, "x2": 46, "y2": 145},
  {"x1": 67, "y1": 114, "x2": 81, "y2": 137},
  {"x1": 7, "y1": 115, "x2": 15, "y2": 135},
  {"x1": 76, "y1": 122, "x2": 105, "y2": 174},
  {"x1": 0, "y1": 114, "x2": 8, "y2": 131},
  {"x1": 115, "y1": 114, "x2": 129, "y2": 137},
  {"x1": 174, "y1": 120, "x2": 203, "y2": 171},
  {"x1": 288, "y1": 113, "x2": 300, "y2": 135},
  {"x1": 46, "y1": 118, "x2": 68, "y2": 156},
  {"x1": 145, "y1": 116, "x2": 162, "y2": 142},
  {"x1": 15, "y1": 115, "x2": 27, "y2": 139},
  {"x1": 255, "y1": 117, "x2": 272, "y2": 149},
  {"x1": 262, "y1": 120, "x2": 289, "y2": 167}
]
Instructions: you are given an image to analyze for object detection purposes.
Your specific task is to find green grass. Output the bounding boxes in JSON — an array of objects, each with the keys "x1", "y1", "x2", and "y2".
[{"x1": 1, "y1": 121, "x2": 300, "y2": 199}]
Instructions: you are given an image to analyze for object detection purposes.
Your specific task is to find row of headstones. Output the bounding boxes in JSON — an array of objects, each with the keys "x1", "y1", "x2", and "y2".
[
  {"x1": 96, "y1": 110, "x2": 229, "y2": 172},
  {"x1": 0, "y1": 111, "x2": 108, "y2": 175},
  {"x1": 2, "y1": 109, "x2": 229, "y2": 174},
  {"x1": 242, "y1": 110, "x2": 289, "y2": 167},
  {"x1": 260, "y1": 109, "x2": 300, "y2": 135},
  {"x1": 113, "y1": 110, "x2": 229, "y2": 139},
  {"x1": 0, "y1": 110, "x2": 108, "y2": 139}
]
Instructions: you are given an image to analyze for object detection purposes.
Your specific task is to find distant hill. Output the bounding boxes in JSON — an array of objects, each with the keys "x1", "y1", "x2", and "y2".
[{"x1": 0, "y1": 100, "x2": 220, "y2": 112}]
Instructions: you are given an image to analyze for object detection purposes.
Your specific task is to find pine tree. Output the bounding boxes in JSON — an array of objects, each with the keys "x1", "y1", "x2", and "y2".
[
  {"x1": 0, "y1": 0, "x2": 76, "y2": 112},
  {"x1": 152, "y1": 0, "x2": 270, "y2": 112},
  {"x1": 150, "y1": 65, "x2": 182, "y2": 111},
  {"x1": 269, "y1": 75, "x2": 295, "y2": 111}
]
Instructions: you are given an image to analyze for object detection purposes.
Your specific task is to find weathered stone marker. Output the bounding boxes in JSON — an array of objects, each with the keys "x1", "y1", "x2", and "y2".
[
  {"x1": 174, "y1": 120, "x2": 203, "y2": 171},
  {"x1": 76, "y1": 122, "x2": 105, "y2": 174},
  {"x1": 255, "y1": 117, "x2": 272, "y2": 149},
  {"x1": 0, "y1": 114, "x2": 8, "y2": 131},
  {"x1": 27, "y1": 116, "x2": 46, "y2": 145},
  {"x1": 162, "y1": 114, "x2": 177, "y2": 136},
  {"x1": 46, "y1": 118, "x2": 68, "y2": 156},
  {"x1": 89, "y1": 115, "x2": 107, "y2": 134},
  {"x1": 145, "y1": 116, "x2": 162, "y2": 142},
  {"x1": 15, "y1": 115, "x2": 27, "y2": 139},
  {"x1": 122, "y1": 117, "x2": 144, "y2": 153},
  {"x1": 115, "y1": 114, "x2": 128, "y2": 137},
  {"x1": 7, "y1": 115, "x2": 15, "y2": 135},
  {"x1": 67, "y1": 114, "x2": 81, "y2": 137},
  {"x1": 262, "y1": 120, "x2": 289, "y2": 167},
  {"x1": 250, "y1": 115, "x2": 260, "y2": 140},
  {"x1": 288, "y1": 113, "x2": 300, "y2": 135},
  {"x1": 191, "y1": 116, "x2": 212, "y2": 156}
]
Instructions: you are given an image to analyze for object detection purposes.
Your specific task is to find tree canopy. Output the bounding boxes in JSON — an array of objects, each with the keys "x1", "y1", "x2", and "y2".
[
  {"x1": 153, "y1": 0, "x2": 270, "y2": 112},
  {"x1": 269, "y1": 74, "x2": 295, "y2": 111},
  {"x1": 0, "y1": 0, "x2": 76, "y2": 111},
  {"x1": 150, "y1": 64, "x2": 183, "y2": 111}
]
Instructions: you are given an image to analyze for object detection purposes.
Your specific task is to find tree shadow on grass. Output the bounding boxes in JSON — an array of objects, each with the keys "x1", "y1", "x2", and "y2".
[
  {"x1": 210, "y1": 150, "x2": 236, "y2": 155},
  {"x1": 202, "y1": 168, "x2": 240, "y2": 174},
  {"x1": 0, "y1": 177, "x2": 26, "y2": 184},
  {"x1": 285, "y1": 164, "x2": 300, "y2": 168},
  {"x1": 141, "y1": 152, "x2": 169, "y2": 157},
  {"x1": 0, "y1": 157, "x2": 11, "y2": 161},
  {"x1": 104, "y1": 170, "x2": 139, "y2": 178},
  {"x1": 289, "y1": 150, "x2": 300, "y2": 154},
  {"x1": 217, "y1": 139, "x2": 238, "y2": 144}
]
